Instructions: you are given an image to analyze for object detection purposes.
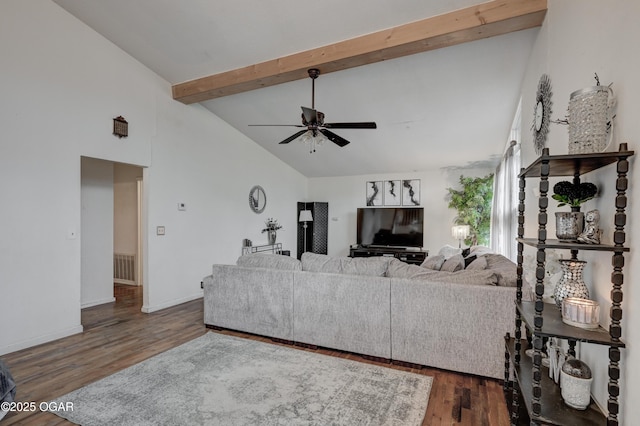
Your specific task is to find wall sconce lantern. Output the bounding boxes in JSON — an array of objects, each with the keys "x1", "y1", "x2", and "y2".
[{"x1": 113, "y1": 116, "x2": 128, "y2": 138}]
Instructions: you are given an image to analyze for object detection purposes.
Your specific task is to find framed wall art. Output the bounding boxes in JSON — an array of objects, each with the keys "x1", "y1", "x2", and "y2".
[
  {"x1": 384, "y1": 180, "x2": 401, "y2": 206},
  {"x1": 366, "y1": 181, "x2": 383, "y2": 206},
  {"x1": 402, "y1": 179, "x2": 421, "y2": 206}
]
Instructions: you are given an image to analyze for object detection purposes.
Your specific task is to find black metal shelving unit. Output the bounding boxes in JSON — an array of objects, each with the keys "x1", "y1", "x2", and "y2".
[{"x1": 504, "y1": 143, "x2": 634, "y2": 425}]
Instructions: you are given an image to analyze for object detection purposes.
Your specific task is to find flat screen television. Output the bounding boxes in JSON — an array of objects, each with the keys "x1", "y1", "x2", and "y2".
[{"x1": 356, "y1": 207, "x2": 424, "y2": 248}]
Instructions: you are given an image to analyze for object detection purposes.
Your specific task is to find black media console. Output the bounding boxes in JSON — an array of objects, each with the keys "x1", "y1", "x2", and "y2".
[{"x1": 349, "y1": 246, "x2": 428, "y2": 265}]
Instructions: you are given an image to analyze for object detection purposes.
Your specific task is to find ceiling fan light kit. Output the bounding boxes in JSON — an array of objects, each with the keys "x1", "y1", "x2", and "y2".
[
  {"x1": 249, "y1": 68, "x2": 376, "y2": 153},
  {"x1": 301, "y1": 130, "x2": 327, "y2": 154}
]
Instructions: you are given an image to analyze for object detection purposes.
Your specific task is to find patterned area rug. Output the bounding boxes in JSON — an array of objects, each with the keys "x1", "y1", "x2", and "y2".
[{"x1": 52, "y1": 332, "x2": 432, "y2": 426}]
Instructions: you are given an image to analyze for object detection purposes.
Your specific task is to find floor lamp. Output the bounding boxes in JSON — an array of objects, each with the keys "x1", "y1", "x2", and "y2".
[
  {"x1": 451, "y1": 225, "x2": 470, "y2": 248},
  {"x1": 299, "y1": 210, "x2": 314, "y2": 253}
]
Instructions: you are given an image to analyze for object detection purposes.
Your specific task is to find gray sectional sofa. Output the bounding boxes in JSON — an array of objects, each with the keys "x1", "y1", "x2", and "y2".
[{"x1": 203, "y1": 251, "x2": 525, "y2": 379}]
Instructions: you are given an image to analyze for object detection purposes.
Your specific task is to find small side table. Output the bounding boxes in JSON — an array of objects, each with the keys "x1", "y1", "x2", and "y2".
[{"x1": 242, "y1": 243, "x2": 284, "y2": 255}]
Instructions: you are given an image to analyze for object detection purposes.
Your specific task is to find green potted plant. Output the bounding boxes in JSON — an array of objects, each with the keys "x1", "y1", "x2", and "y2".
[
  {"x1": 447, "y1": 174, "x2": 494, "y2": 246},
  {"x1": 552, "y1": 181, "x2": 597, "y2": 241}
]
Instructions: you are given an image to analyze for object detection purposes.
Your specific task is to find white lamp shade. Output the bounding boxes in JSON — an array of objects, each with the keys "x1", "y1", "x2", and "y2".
[
  {"x1": 299, "y1": 210, "x2": 313, "y2": 222},
  {"x1": 451, "y1": 225, "x2": 470, "y2": 240}
]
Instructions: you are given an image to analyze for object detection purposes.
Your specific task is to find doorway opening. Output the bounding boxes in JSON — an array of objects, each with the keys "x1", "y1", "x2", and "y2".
[
  {"x1": 80, "y1": 157, "x2": 144, "y2": 329},
  {"x1": 113, "y1": 163, "x2": 144, "y2": 310}
]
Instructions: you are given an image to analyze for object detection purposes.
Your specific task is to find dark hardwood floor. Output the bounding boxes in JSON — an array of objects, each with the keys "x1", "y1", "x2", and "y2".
[{"x1": 1, "y1": 284, "x2": 510, "y2": 425}]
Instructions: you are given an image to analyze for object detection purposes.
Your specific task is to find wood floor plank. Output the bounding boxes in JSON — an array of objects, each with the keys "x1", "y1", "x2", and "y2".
[{"x1": 1, "y1": 284, "x2": 510, "y2": 425}]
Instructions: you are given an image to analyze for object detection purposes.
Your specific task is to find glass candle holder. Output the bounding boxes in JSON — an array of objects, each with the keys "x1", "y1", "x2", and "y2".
[{"x1": 562, "y1": 297, "x2": 600, "y2": 329}]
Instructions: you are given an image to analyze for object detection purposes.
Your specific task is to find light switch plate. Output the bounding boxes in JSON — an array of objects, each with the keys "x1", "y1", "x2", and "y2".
[
  {"x1": 178, "y1": 202, "x2": 186, "y2": 211},
  {"x1": 157, "y1": 226, "x2": 165, "y2": 235}
]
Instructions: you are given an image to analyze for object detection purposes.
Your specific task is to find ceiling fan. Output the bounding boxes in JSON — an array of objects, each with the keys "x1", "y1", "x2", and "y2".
[{"x1": 249, "y1": 68, "x2": 376, "y2": 150}]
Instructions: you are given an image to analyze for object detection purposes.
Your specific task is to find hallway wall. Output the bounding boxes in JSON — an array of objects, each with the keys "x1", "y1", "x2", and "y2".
[{"x1": 81, "y1": 157, "x2": 115, "y2": 308}]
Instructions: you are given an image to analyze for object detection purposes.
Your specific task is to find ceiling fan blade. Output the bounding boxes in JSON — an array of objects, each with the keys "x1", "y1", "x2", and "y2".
[
  {"x1": 319, "y1": 129, "x2": 350, "y2": 147},
  {"x1": 248, "y1": 124, "x2": 305, "y2": 127},
  {"x1": 323, "y1": 122, "x2": 377, "y2": 129},
  {"x1": 301, "y1": 106, "x2": 318, "y2": 124},
  {"x1": 278, "y1": 129, "x2": 308, "y2": 144}
]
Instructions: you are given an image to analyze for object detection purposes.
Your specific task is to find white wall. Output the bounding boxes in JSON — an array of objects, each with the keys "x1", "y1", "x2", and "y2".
[
  {"x1": 0, "y1": 0, "x2": 306, "y2": 355},
  {"x1": 519, "y1": 1, "x2": 639, "y2": 420},
  {"x1": 142, "y1": 95, "x2": 306, "y2": 312},
  {"x1": 309, "y1": 167, "x2": 494, "y2": 257},
  {"x1": 81, "y1": 157, "x2": 115, "y2": 308}
]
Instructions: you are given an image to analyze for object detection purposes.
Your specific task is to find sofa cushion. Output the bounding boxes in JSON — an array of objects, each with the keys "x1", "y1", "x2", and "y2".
[
  {"x1": 340, "y1": 256, "x2": 392, "y2": 277},
  {"x1": 420, "y1": 255, "x2": 445, "y2": 270},
  {"x1": 483, "y1": 253, "x2": 517, "y2": 287},
  {"x1": 387, "y1": 259, "x2": 499, "y2": 285},
  {"x1": 236, "y1": 254, "x2": 302, "y2": 271},
  {"x1": 440, "y1": 254, "x2": 465, "y2": 272},
  {"x1": 387, "y1": 259, "x2": 417, "y2": 278},
  {"x1": 301, "y1": 252, "x2": 343, "y2": 274}
]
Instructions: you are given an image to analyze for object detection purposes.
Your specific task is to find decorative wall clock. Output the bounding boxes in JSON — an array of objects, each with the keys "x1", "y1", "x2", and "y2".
[{"x1": 533, "y1": 74, "x2": 552, "y2": 154}]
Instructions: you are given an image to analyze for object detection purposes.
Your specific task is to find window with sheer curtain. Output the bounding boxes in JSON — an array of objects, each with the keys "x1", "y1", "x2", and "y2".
[
  {"x1": 490, "y1": 99, "x2": 522, "y2": 261},
  {"x1": 490, "y1": 141, "x2": 521, "y2": 260}
]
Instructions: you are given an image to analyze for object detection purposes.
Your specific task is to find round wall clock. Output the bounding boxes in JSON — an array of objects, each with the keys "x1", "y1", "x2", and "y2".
[
  {"x1": 249, "y1": 185, "x2": 266, "y2": 214},
  {"x1": 533, "y1": 74, "x2": 552, "y2": 154}
]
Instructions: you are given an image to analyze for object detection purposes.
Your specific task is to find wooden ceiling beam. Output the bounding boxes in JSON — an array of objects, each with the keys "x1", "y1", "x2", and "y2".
[{"x1": 172, "y1": 0, "x2": 546, "y2": 104}]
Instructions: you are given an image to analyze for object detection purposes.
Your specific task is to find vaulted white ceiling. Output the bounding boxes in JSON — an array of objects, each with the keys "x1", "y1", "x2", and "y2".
[{"x1": 53, "y1": 0, "x2": 541, "y2": 177}]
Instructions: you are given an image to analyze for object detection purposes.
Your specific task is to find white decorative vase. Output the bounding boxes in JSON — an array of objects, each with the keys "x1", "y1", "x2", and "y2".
[{"x1": 267, "y1": 230, "x2": 277, "y2": 245}]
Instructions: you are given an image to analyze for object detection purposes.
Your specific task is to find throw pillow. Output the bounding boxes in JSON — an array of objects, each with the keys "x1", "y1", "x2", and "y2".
[
  {"x1": 437, "y1": 245, "x2": 463, "y2": 259},
  {"x1": 463, "y1": 254, "x2": 477, "y2": 268},
  {"x1": 465, "y1": 256, "x2": 487, "y2": 270},
  {"x1": 236, "y1": 254, "x2": 302, "y2": 271},
  {"x1": 440, "y1": 254, "x2": 465, "y2": 272},
  {"x1": 420, "y1": 255, "x2": 445, "y2": 270}
]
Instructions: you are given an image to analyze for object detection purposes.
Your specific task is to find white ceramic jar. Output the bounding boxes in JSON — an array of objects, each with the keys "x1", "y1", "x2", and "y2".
[{"x1": 561, "y1": 358, "x2": 593, "y2": 410}]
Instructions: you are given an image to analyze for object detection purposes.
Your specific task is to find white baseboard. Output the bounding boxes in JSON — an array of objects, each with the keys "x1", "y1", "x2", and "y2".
[
  {"x1": 81, "y1": 297, "x2": 116, "y2": 309},
  {"x1": 0, "y1": 324, "x2": 84, "y2": 356},
  {"x1": 141, "y1": 292, "x2": 203, "y2": 313}
]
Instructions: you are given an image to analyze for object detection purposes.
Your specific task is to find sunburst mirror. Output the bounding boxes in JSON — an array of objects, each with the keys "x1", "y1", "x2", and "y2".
[
  {"x1": 532, "y1": 74, "x2": 552, "y2": 155},
  {"x1": 249, "y1": 185, "x2": 266, "y2": 214}
]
